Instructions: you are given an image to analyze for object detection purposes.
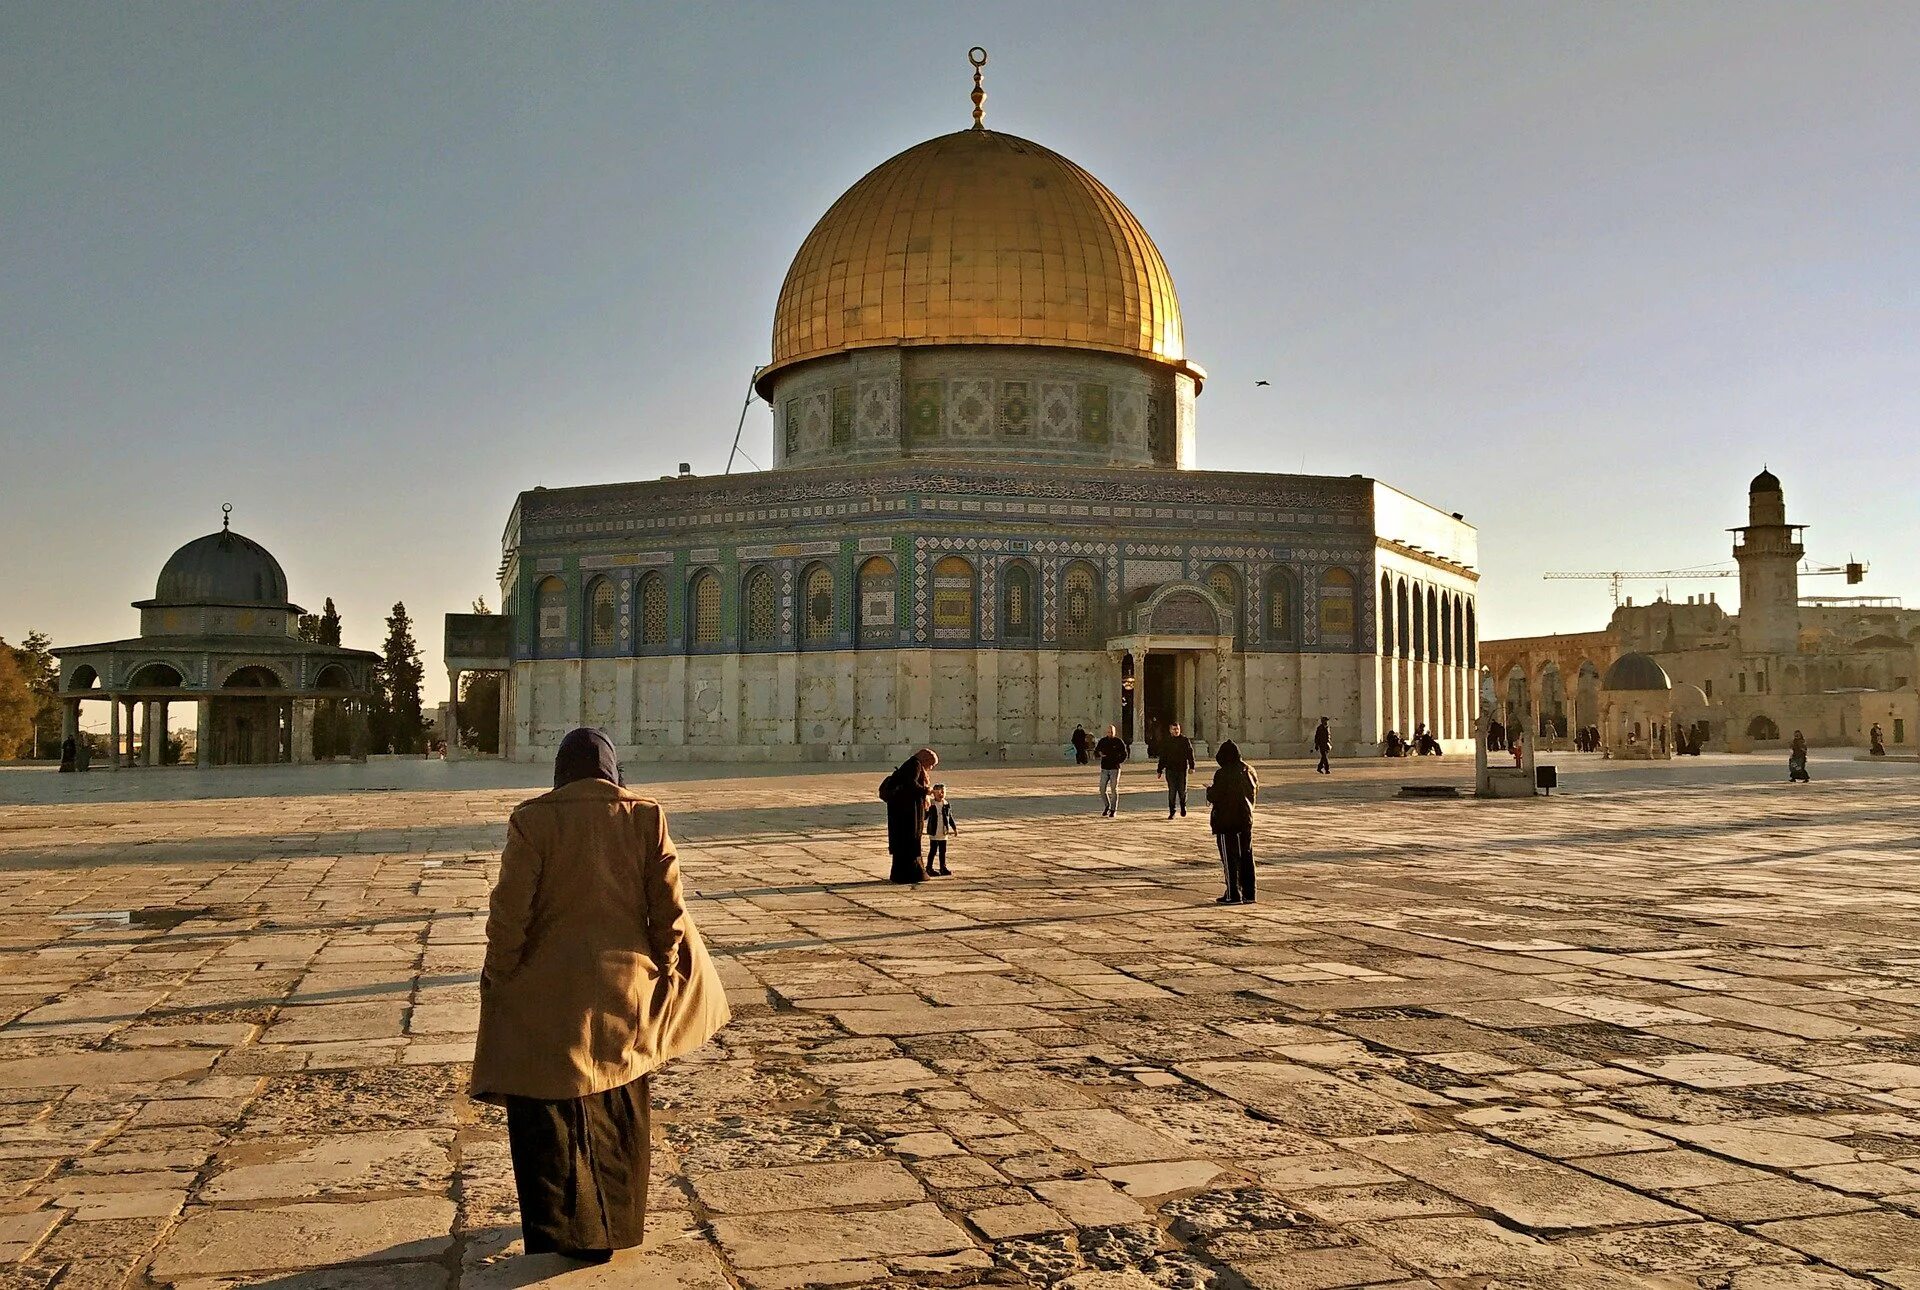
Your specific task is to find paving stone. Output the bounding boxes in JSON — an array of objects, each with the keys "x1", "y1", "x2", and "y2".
[
  {"x1": 1175, "y1": 1060, "x2": 1420, "y2": 1135},
  {"x1": 1345, "y1": 1132, "x2": 1688, "y2": 1229},
  {"x1": 149, "y1": 1196, "x2": 455, "y2": 1276},
  {"x1": 709, "y1": 1201, "x2": 974, "y2": 1268},
  {"x1": 200, "y1": 1129, "x2": 453, "y2": 1200},
  {"x1": 1017, "y1": 1110, "x2": 1191, "y2": 1164},
  {"x1": 1753, "y1": 1210, "x2": 1920, "y2": 1273},
  {"x1": 687, "y1": 1159, "x2": 924, "y2": 1214}
]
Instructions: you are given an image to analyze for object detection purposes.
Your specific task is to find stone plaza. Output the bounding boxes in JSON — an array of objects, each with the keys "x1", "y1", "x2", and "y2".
[{"x1": 0, "y1": 753, "x2": 1917, "y2": 1288}]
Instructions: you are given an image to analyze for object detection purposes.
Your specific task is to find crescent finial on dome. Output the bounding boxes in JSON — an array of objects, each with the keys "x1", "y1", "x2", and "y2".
[{"x1": 969, "y1": 47, "x2": 987, "y2": 130}]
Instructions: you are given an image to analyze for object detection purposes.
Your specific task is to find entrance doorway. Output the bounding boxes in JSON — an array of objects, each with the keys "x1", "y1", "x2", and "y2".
[{"x1": 1144, "y1": 653, "x2": 1178, "y2": 754}]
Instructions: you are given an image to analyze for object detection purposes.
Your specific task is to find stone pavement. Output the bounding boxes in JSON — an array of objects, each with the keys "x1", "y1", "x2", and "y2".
[{"x1": 0, "y1": 751, "x2": 1917, "y2": 1288}]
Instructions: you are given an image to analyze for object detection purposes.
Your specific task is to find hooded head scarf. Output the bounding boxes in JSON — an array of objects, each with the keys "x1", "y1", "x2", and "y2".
[
  {"x1": 553, "y1": 727, "x2": 621, "y2": 789},
  {"x1": 1216, "y1": 739, "x2": 1242, "y2": 767}
]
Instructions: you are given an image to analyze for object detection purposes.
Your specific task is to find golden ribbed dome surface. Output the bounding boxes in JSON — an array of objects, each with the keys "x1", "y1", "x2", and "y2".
[{"x1": 764, "y1": 129, "x2": 1186, "y2": 383}]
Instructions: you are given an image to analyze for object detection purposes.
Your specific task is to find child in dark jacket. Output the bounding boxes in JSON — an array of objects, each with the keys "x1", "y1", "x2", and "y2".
[
  {"x1": 1204, "y1": 740, "x2": 1259, "y2": 904},
  {"x1": 924, "y1": 784, "x2": 958, "y2": 876}
]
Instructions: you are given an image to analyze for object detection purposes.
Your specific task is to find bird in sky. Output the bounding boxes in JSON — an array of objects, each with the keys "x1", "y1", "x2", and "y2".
[{"x1": 1254, "y1": 380, "x2": 1270, "y2": 386}]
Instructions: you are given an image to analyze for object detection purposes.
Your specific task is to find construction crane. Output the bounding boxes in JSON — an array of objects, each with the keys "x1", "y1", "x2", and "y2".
[{"x1": 1544, "y1": 561, "x2": 1867, "y2": 608}]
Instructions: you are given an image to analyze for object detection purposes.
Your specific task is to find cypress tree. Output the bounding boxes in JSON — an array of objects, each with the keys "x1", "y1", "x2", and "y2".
[{"x1": 378, "y1": 602, "x2": 427, "y2": 754}]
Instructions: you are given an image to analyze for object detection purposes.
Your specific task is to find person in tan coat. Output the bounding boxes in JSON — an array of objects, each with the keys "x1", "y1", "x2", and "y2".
[{"x1": 472, "y1": 727, "x2": 730, "y2": 1263}]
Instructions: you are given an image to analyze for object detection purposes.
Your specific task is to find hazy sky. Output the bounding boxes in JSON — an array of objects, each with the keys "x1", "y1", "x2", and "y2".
[{"x1": 6, "y1": 2, "x2": 1916, "y2": 709}]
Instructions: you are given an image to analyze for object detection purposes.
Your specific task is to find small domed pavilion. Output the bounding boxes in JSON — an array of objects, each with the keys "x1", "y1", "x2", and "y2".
[
  {"x1": 55, "y1": 511, "x2": 378, "y2": 768},
  {"x1": 1601, "y1": 651, "x2": 1674, "y2": 760}
]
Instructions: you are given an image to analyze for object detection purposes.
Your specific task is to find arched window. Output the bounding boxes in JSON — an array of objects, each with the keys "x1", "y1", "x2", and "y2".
[
  {"x1": 1465, "y1": 599, "x2": 1477, "y2": 667},
  {"x1": 1062, "y1": 562, "x2": 1101, "y2": 646},
  {"x1": 1002, "y1": 562, "x2": 1035, "y2": 640},
  {"x1": 743, "y1": 568, "x2": 777, "y2": 646},
  {"x1": 1453, "y1": 597, "x2": 1466, "y2": 669},
  {"x1": 585, "y1": 576, "x2": 618, "y2": 657},
  {"x1": 1206, "y1": 563, "x2": 1240, "y2": 640},
  {"x1": 859, "y1": 557, "x2": 896, "y2": 644},
  {"x1": 689, "y1": 571, "x2": 721, "y2": 646},
  {"x1": 1319, "y1": 568, "x2": 1356, "y2": 648},
  {"x1": 1267, "y1": 568, "x2": 1297, "y2": 645},
  {"x1": 536, "y1": 576, "x2": 567, "y2": 658},
  {"x1": 1395, "y1": 580, "x2": 1411, "y2": 658},
  {"x1": 1409, "y1": 584, "x2": 1426, "y2": 661},
  {"x1": 1747, "y1": 714, "x2": 1780, "y2": 741},
  {"x1": 1426, "y1": 586, "x2": 1440, "y2": 662},
  {"x1": 801, "y1": 564, "x2": 835, "y2": 646},
  {"x1": 1439, "y1": 592, "x2": 1454, "y2": 665},
  {"x1": 932, "y1": 556, "x2": 974, "y2": 641},
  {"x1": 637, "y1": 572, "x2": 668, "y2": 647},
  {"x1": 1380, "y1": 573, "x2": 1394, "y2": 655}
]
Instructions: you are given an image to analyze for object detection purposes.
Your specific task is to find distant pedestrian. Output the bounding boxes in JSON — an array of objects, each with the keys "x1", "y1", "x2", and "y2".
[
  {"x1": 1313, "y1": 716, "x2": 1332, "y2": 774},
  {"x1": 1070, "y1": 725, "x2": 1090, "y2": 765},
  {"x1": 879, "y1": 748, "x2": 938, "y2": 883},
  {"x1": 924, "y1": 783, "x2": 957, "y2": 876},
  {"x1": 1487, "y1": 720, "x2": 1507, "y2": 752},
  {"x1": 1205, "y1": 739, "x2": 1258, "y2": 904},
  {"x1": 59, "y1": 736, "x2": 76, "y2": 773},
  {"x1": 472, "y1": 727, "x2": 730, "y2": 1264},
  {"x1": 1094, "y1": 724, "x2": 1128, "y2": 817},
  {"x1": 1156, "y1": 721, "x2": 1195, "y2": 818},
  {"x1": 1870, "y1": 724, "x2": 1886, "y2": 757},
  {"x1": 75, "y1": 735, "x2": 91, "y2": 772},
  {"x1": 1510, "y1": 735, "x2": 1524, "y2": 767},
  {"x1": 1382, "y1": 729, "x2": 1404, "y2": 757},
  {"x1": 1788, "y1": 731, "x2": 1811, "y2": 783}
]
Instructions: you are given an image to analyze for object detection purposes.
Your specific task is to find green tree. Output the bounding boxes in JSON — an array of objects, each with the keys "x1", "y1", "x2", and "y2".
[
  {"x1": 299, "y1": 597, "x2": 343, "y2": 646},
  {"x1": 459, "y1": 671, "x2": 501, "y2": 752},
  {"x1": 376, "y1": 602, "x2": 427, "y2": 754},
  {"x1": 0, "y1": 642, "x2": 36, "y2": 760},
  {"x1": 12, "y1": 631, "x2": 60, "y2": 758}
]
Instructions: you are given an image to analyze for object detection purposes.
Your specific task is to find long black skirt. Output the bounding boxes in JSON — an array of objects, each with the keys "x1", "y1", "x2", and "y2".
[{"x1": 505, "y1": 1076, "x2": 650, "y2": 1256}]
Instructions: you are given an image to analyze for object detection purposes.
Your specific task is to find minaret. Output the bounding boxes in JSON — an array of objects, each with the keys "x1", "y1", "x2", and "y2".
[{"x1": 1732, "y1": 468, "x2": 1803, "y2": 655}]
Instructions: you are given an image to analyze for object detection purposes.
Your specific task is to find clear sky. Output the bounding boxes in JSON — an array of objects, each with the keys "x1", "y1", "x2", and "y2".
[{"x1": 5, "y1": 2, "x2": 1915, "y2": 709}]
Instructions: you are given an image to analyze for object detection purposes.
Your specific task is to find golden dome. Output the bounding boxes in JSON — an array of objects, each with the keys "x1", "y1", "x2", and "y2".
[{"x1": 760, "y1": 128, "x2": 1194, "y2": 392}]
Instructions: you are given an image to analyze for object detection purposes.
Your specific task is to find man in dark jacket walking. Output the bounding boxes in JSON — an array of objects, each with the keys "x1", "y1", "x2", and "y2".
[
  {"x1": 1313, "y1": 716, "x2": 1332, "y2": 774},
  {"x1": 1156, "y1": 721, "x2": 1195, "y2": 817},
  {"x1": 879, "y1": 748, "x2": 937, "y2": 884},
  {"x1": 1093, "y1": 725, "x2": 1128, "y2": 816},
  {"x1": 1205, "y1": 740, "x2": 1259, "y2": 904}
]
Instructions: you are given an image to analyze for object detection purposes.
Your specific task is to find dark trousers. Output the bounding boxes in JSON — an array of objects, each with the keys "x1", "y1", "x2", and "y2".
[
  {"x1": 1074, "y1": 748, "x2": 1089, "y2": 764},
  {"x1": 1316, "y1": 747, "x2": 1330, "y2": 773},
  {"x1": 1215, "y1": 830, "x2": 1255, "y2": 901},
  {"x1": 927, "y1": 839, "x2": 948, "y2": 870},
  {"x1": 505, "y1": 1076, "x2": 650, "y2": 1256},
  {"x1": 1165, "y1": 774, "x2": 1187, "y2": 815}
]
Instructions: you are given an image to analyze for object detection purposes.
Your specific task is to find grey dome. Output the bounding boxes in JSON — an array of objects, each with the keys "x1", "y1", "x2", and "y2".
[
  {"x1": 152, "y1": 527, "x2": 292, "y2": 607},
  {"x1": 1749, "y1": 468, "x2": 1781, "y2": 494},
  {"x1": 1603, "y1": 652, "x2": 1672, "y2": 692}
]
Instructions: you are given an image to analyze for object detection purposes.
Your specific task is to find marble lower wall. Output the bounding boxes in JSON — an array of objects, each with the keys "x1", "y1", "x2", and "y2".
[{"x1": 508, "y1": 650, "x2": 1475, "y2": 763}]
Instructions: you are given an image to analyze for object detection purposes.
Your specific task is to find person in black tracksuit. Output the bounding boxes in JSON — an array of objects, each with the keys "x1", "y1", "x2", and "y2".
[
  {"x1": 1205, "y1": 739, "x2": 1259, "y2": 904},
  {"x1": 1313, "y1": 716, "x2": 1332, "y2": 775},
  {"x1": 924, "y1": 784, "x2": 957, "y2": 876},
  {"x1": 1156, "y1": 722, "x2": 1195, "y2": 818}
]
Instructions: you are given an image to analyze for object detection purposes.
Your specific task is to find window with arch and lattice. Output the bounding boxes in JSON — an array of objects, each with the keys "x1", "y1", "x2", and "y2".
[
  {"x1": 585, "y1": 578, "x2": 618, "y2": 656},
  {"x1": 802, "y1": 565, "x2": 834, "y2": 644},
  {"x1": 690, "y1": 572, "x2": 721, "y2": 646},
  {"x1": 1002, "y1": 563, "x2": 1035, "y2": 639},
  {"x1": 638, "y1": 573, "x2": 667, "y2": 646},
  {"x1": 744, "y1": 569, "x2": 777, "y2": 646},
  {"x1": 1062, "y1": 563, "x2": 1100, "y2": 646},
  {"x1": 932, "y1": 557, "x2": 974, "y2": 641}
]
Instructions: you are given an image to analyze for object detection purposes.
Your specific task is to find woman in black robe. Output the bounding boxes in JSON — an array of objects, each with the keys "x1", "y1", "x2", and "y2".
[{"x1": 879, "y1": 748, "x2": 937, "y2": 884}]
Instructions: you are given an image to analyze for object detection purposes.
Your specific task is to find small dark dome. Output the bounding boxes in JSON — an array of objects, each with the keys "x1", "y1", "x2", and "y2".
[
  {"x1": 1603, "y1": 652, "x2": 1673, "y2": 692},
  {"x1": 1749, "y1": 468, "x2": 1781, "y2": 494},
  {"x1": 153, "y1": 527, "x2": 291, "y2": 607}
]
